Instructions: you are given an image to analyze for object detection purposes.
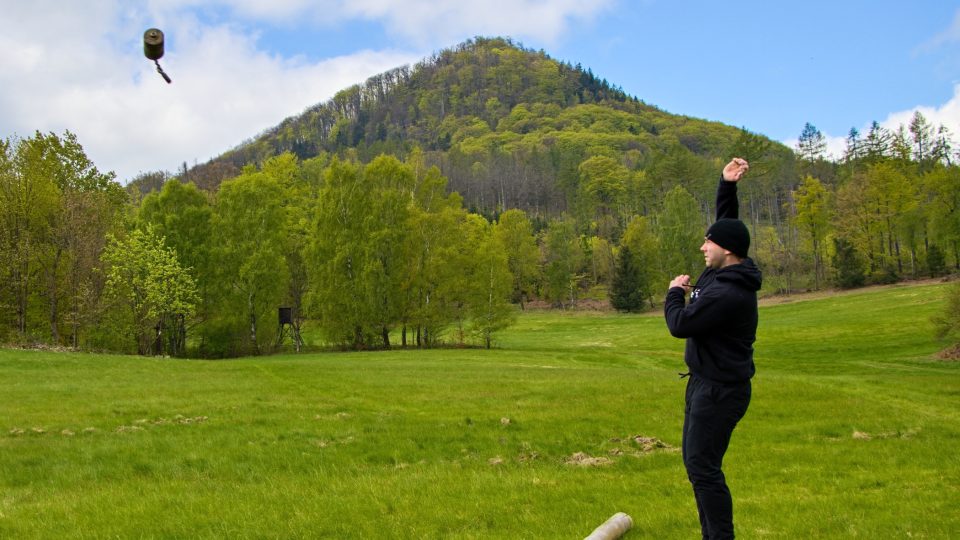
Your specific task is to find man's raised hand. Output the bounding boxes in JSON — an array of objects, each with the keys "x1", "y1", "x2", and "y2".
[{"x1": 722, "y1": 158, "x2": 750, "y2": 182}]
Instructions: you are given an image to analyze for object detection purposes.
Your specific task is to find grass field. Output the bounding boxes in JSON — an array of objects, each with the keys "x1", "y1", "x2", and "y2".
[{"x1": 2, "y1": 281, "x2": 959, "y2": 538}]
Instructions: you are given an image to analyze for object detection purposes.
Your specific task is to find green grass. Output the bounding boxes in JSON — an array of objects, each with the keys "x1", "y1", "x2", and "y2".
[{"x1": 1, "y1": 281, "x2": 958, "y2": 538}]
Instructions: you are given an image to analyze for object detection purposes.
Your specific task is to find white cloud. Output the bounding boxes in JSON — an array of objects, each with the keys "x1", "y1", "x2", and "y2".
[
  {"x1": 336, "y1": 0, "x2": 616, "y2": 46},
  {"x1": 0, "y1": 0, "x2": 614, "y2": 182},
  {"x1": 191, "y1": 0, "x2": 615, "y2": 46},
  {"x1": 916, "y1": 8, "x2": 960, "y2": 53},
  {"x1": 879, "y1": 83, "x2": 960, "y2": 140},
  {"x1": 0, "y1": 2, "x2": 416, "y2": 181},
  {"x1": 784, "y1": 84, "x2": 960, "y2": 160}
]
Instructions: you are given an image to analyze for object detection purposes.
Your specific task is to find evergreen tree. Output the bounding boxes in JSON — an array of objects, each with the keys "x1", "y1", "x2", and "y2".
[
  {"x1": 863, "y1": 121, "x2": 891, "y2": 162},
  {"x1": 832, "y1": 237, "x2": 865, "y2": 289},
  {"x1": 908, "y1": 111, "x2": 933, "y2": 166},
  {"x1": 843, "y1": 127, "x2": 862, "y2": 163},
  {"x1": 932, "y1": 283, "x2": 960, "y2": 348},
  {"x1": 796, "y1": 122, "x2": 827, "y2": 162},
  {"x1": 610, "y1": 245, "x2": 645, "y2": 312},
  {"x1": 927, "y1": 244, "x2": 946, "y2": 277}
]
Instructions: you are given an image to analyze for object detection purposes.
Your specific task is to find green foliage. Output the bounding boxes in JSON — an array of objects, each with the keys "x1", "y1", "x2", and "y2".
[
  {"x1": 656, "y1": 185, "x2": 704, "y2": 277},
  {"x1": 932, "y1": 282, "x2": 960, "y2": 344},
  {"x1": 0, "y1": 131, "x2": 124, "y2": 346},
  {"x1": 306, "y1": 154, "x2": 516, "y2": 349},
  {"x1": 791, "y1": 176, "x2": 831, "y2": 287},
  {"x1": 923, "y1": 166, "x2": 960, "y2": 265},
  {"x1": 832, "y1": 237, "x2": 866, "y2": 289},
  {"x1": 609, "y1": 245, "x2": 644, "y2": 312},
  {"x1": 494, "y1": 209, "x2": 540, "y2": 308},
  {"x1": 926, "y1": 244, "x2": 946, "y2": 277},
  {"x1": 578, "y1": 155, "x2": 628, "y2": 240},
  {"x1": 541, "y1": 217, "x2": 583, "y2": 308},
  {"x1": 796, "y1": 122, "x2": 827, "y2": 161},
  {"x1": 463, "y1": 216, "x2": 516, "y2": 348},
  {"x1": 620, "y1": 215, "x2": 661, "y2": 305},
  {"x1": 98, "y1": 227, "x2": 197, "y2": 355},
  {"x1": 138, "y1": 181, "x2": 214, "y2": 323},
  {"x1": 584, "y1": 236, "x2": 615, "y2": 287},
  {"x1": 209, "y1": 164, "x2": 290, "y2": 356}
]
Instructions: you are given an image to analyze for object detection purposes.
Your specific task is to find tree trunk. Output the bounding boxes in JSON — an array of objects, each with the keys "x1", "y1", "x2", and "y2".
[
  {"x1": 48, "y1": 247, "x2": 63, "y2": 344},
  {"x1": 249, "y1": 293, "x2": 258, "y2": 354}
]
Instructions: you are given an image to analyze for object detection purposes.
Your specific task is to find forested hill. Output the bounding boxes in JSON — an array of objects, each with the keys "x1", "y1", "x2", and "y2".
[
  {"x1": 164, "y1": 36, "x2": 792, "y2": 216},
  {"x1": 7, "y1": 37, "x2": 956, "y2": 356}
]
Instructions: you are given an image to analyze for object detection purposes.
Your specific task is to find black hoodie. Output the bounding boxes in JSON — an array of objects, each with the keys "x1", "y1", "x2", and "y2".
[
  {"x1": 663, "y1": 177, "x2": 763, "y2": 384},
  {"x1": 664, "y1": 259, "x2": 762, "y2": 383}
]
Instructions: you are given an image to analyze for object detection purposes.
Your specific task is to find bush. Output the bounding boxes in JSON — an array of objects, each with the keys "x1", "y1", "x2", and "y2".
[
  {"x1": 933, "y1": 282, "x2": 960, "y2": 343},
  {"x1": 832, "y1": 238, "x2": 865, "y2": 289},
  {"x1": 868, "y1": 266, "x2": 900, "y2": 286},
  {"x1": 927, "y1": 245, "x2": 946, "y2": 277}
]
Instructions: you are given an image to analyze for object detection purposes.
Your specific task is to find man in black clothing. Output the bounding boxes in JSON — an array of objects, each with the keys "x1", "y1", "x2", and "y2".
[{"x1": 664, "y1": 157, "x2": 762, "y2": 540}]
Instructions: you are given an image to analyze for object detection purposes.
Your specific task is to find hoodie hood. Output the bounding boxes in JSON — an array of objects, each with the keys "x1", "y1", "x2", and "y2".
[{"x1": 716, "y1": 257, "x2": 762, "y2": 292}]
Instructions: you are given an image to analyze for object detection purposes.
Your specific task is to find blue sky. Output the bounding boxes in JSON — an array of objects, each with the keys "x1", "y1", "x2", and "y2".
[{"x1": 1, "y1": 1, "x2": 958, "y2": 182}]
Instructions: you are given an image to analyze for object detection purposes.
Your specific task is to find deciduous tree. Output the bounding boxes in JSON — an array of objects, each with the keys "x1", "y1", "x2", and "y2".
[{"x1": 99, "y1": 227, "x2": 197, "y2": 355}]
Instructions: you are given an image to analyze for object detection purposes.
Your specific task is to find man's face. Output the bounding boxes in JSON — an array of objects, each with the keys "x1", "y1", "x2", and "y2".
[{"x1": 700, "y1": 238, "x2": 729, "y2": 269}]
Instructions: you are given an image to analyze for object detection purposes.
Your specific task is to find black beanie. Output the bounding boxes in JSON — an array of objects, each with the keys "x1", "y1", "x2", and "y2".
[{"x1": 705, "y1": 218, "x2": 750, "y2": 258}]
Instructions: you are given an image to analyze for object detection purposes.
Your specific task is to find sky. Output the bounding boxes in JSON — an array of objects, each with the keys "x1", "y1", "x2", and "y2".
[{"x1": 1, "y1": 0, "x2": 958, "y2": 183}]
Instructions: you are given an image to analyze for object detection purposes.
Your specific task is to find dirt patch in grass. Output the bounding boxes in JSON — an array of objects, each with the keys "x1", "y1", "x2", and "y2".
[
  {"x1": 852, "y1": 428, "x2": 919, "y2": 441},
  {"x1": 631, "y1": 435, "x2": 674, "y2": 453},
  {"x1": 565, "y1": 452, "x2": 613, "y2": 467},
  {"x1": 566, "y1": 435, "x2": 676, "y2": 466},
  {"x1": 934, "y1": 343, "x2": 960, "y2": 361}
]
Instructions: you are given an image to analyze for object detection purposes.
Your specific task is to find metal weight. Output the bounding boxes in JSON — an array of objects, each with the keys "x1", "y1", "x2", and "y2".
[
  {"x1": 143, "y1": 28, "x2": 172, "y2": 84},
  {"x1": 143, "y1": 28, "x2": 165, "y2": 61}
]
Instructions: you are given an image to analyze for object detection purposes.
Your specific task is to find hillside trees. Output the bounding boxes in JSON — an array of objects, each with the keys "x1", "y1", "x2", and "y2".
[
  {"x1": 541, "y1": 217, "x2": 583, "y2": 308},
  {"x1": 138, "y1": 180, "x2": 214, "y2": 327},
  {"x1": 616, "y1": 215, "x2": 660, "y2": 309},
  {"x1": 209, "y1": 161, "x2": 290, "y2": 356},
  {"x1": 0, "y1": 131, "x2": 124, "y2": 345},
  {"x1": 656, "y1": 185, "x2": 704, "y2": 277},
  {"x1": 924, "y1": 166, "x2": 960, "y2": 269},
  {"x1": 579, "y1": 154, "x2": 628, "y2": 240},
  {"x1": 610, "y1": 245, "x2": 644, "y2": 312},
  {"x1": 467, "y1": 219, "x2": 516, "y2": 348},
  {"x1": 494, "y1": 209, "x2": 540, "y2": 308},
  {"x1": 790, "y1": 176, "x2": 831, "y2": 288},
  {"x1": 306, "y1": 154, "x2": 517, "y2": 349}
]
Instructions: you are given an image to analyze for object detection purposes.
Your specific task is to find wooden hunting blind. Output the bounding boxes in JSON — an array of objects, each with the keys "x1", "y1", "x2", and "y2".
[{"x1": 276, "y1": 307, "x2": 303, "y2": 352}]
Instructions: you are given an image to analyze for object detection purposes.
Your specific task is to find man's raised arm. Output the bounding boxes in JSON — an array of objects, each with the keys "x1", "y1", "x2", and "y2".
[{"x1": 716, "y1": 157, "x2": 749, "y2": 220}]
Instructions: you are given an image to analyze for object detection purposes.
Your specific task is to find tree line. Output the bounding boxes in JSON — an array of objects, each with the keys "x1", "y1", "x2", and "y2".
[
  {"x1": 2, "y1": 135, "x2": 521, "y2": 355},
  {"x1": 2, "y1": 111, "x2": 958, "y2": 357}
]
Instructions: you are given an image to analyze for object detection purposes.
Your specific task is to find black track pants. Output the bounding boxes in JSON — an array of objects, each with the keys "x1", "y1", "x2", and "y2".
[{"x1": 682, "y1": 374, "x2": 751, "y2": 540}]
